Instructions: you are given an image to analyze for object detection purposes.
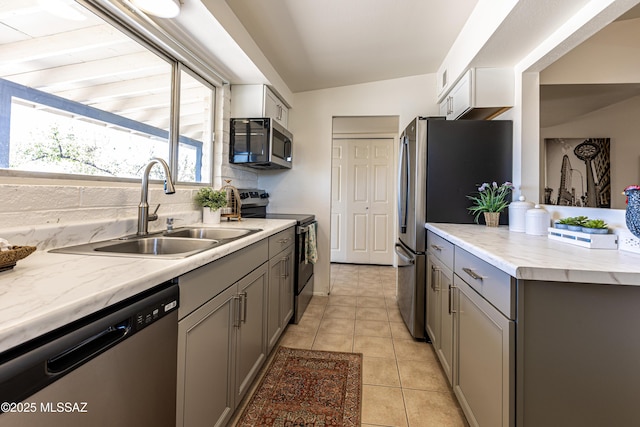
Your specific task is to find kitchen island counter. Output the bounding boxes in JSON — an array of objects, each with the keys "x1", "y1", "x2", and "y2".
[
  {"x1": 426, "y1": 223, "x2": 640, "y2": 285},
  {"x1": 426, "y1": 222, "x2": 640, "y2": 427},
  {"x1": 0, "y1": 219, "x2": 296, "y2": 354}
]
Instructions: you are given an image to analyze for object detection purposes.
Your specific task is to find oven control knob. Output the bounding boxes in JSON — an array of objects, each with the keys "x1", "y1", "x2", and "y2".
[{"x1": 260, "y1": 193, "x2": 269, "y2": 198}]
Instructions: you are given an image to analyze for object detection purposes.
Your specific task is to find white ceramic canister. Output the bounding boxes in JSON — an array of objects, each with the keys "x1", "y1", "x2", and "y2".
[
  {"x1": 525, "y1": 204, "x2": 551, "y2": 236},
  {"x1": 508, "y1": 196, "x2": 534, "y2": 232}
]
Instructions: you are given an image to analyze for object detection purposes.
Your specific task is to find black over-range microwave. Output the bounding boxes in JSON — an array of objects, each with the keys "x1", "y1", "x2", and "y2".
[{"x1": 230, "y1": 118, "x2": 292, "y2": 169}]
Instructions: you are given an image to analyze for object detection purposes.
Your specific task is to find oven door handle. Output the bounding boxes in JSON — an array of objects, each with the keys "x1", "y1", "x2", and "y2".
[{"x1": 297, "y1": 221, "x2": 317, "y2": 234}]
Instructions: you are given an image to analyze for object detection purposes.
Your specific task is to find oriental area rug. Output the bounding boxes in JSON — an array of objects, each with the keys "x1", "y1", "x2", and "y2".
[{"x1": 236, "y1": 346, "x2": 362, "y2": 426}]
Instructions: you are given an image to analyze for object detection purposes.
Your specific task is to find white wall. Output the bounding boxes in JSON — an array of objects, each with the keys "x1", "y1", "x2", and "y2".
[
  {"x1": 258, "y1": 74, "x2": 439, "y2": 295},
  {"x1": 541, "y1": 95, "x2": 640, "y2": 209},
  {"x1": 513, "y1": 0, "x2": 639, "y2": 205},
  {"x1": 540, "y1": 17, "x2": 640, "y2": 85}
]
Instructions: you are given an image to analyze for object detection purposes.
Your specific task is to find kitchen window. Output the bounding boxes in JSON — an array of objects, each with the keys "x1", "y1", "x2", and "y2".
[{"x1": 0, "y1": 0, "x2": 218, "y2": 184}]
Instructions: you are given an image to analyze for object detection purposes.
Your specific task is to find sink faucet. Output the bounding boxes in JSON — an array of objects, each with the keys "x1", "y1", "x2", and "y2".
[{"x1": 137, "y1": 158, "x2": 176, "y2": 236}]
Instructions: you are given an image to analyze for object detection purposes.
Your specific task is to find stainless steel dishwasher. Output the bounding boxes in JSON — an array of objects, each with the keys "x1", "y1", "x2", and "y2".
[{"x1": 0, "y1": 281, "x2": 179, "y2": 426}]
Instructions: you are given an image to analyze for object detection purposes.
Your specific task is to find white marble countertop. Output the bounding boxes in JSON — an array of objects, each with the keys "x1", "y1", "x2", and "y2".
[
  {"x1": 0, "y1": 219, "x2": 296, "y2": 354},
  {"x1": 425, "y1": 223, "x2": 640, "y2": 286}
]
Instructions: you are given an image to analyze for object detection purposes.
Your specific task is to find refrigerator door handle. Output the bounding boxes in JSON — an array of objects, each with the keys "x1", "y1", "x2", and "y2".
[
  {"x1": 394, "y1": 243, "x2": 415, "y2": 265},
  {"x1": 397, "y1": 135, "x2": 410, "y2": 234}
]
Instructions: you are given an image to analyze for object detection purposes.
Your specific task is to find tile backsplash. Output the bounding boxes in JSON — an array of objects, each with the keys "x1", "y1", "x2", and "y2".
[{"x1": 0, "y1": 184, "x2": 201, "y2": 249}]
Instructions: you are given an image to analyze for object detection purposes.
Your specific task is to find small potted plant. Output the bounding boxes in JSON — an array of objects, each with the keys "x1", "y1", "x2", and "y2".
[
  {"x1": 581, "y1": 219, "x2": 609, "y2": 234},
  {"x1": 195, "y1": 187, "x2": 228, "y2": 224},
  {"x1": 554, "y1": 217, "x2": 572, "y2": 229},
  {"x1": 565, "y1": 215, "x2": 588, "y2": 231},
  {"x1": 467, "y1": 181, "x2": 514, "y2": 226}
]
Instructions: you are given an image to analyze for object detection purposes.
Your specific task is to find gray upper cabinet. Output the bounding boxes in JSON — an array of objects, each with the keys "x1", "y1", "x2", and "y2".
[
  {"x1": 438, "y1": 68, "x2": 514, "y2": 120},
  {"x1": 231, "y1": 84, "x2": 289, "y2": 128}
]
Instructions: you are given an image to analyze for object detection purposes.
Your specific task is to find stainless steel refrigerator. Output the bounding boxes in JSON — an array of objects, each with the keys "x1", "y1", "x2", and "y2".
[{"x1": 395, "y1": 117, "x2": 512, "y2": 339}]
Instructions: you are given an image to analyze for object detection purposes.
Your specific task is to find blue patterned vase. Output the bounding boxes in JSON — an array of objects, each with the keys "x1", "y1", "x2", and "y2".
[{"x1": 624, "y1": 186, "x2": 640, "y2": 239}]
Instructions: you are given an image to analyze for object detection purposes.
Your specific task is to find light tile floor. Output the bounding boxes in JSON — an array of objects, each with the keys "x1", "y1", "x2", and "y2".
[{"x1": 277, "y1": 263, "x2": 469, "y2": 427}]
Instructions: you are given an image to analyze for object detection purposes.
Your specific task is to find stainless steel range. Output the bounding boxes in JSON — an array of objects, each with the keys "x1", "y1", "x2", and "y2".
[{"x1": 238, "y1": 189, "x2": 316, "y2": 324}]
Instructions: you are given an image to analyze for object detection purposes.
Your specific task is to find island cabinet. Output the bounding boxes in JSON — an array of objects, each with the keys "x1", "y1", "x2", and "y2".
[
  {"x1": 427, "y1": 230, "x2": 515, "y2": 427},
  {"x1": 453, "y1": 246, "x2": 515, "y2": 427},
  {"x1": 176, "y1": 239, "x2": 269, "y2": 427},
  {"x1": 267, "y1": 227, "x2": 295, "y2": 353},
  {"x1": 428, "y1": 223, "x2": 640, "y2": 427},
  {"x1": 516, "y1": 279, "x2": 640, "y2": 427},
  {"x1": 426, "y1": 231, "x2": 455, "y2": 383}
]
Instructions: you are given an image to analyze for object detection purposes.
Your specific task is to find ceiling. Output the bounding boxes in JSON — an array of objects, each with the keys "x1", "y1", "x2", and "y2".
[
  {"x1": 225, "y1": 0, "x2": 479, "y2": 93},
  {"x1": 539, "y1": 3, "x2": 640, "y2": 128},
  {"x1": 220, "y1": 0, "x2": 640, "y2": 95}
]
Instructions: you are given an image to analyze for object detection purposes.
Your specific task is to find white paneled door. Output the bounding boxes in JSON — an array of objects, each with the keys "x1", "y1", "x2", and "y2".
[{"x1": 331, "y1": 138, "x2": 394, "y2": 265}]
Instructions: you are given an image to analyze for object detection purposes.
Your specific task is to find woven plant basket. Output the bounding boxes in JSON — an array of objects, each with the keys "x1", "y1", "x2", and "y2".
[{"x1": 483, "y1": 212, "x2": 500, "y2": 227}]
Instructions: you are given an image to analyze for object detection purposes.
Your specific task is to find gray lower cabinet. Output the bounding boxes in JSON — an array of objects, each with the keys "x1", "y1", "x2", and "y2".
[
  {"x1": 426, "y1": 254, "x2": 441, "y2": 349},
  {"x1": 267, "y1": 227, "x2": 295, "y2": 353},
  {"x1": 453, "y1": 275, "x2": 514, "y2": 427},
  {"x1": 177, "y1": 284, "x2": 236, "y2": 427},
  {"x1": 453, "y1": 246, "x2": 515, "y2": 427},
  {"x1": 234, "y1": 265, "x2": 268, "y2": 402},
  {"x1": 427, "y1": 253, "x2": 454, "y2": 384},
  {"x1": 426, "y1": 231, "x2": 455, "y2": 384},
  {"x1": 427, "y1": 230, "x2": 514, "y2": 427},
  {"x1": 517, "y1": 280, "x2": 640, "y2": 427},
  {"x1": 176, "y1": 240, "x2": 269, "y2": 427}
]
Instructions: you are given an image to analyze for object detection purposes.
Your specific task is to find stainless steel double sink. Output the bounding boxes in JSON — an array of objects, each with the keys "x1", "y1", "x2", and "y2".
[{"x1": 50, "y1": 227, "x2": 261, "y2": 259}]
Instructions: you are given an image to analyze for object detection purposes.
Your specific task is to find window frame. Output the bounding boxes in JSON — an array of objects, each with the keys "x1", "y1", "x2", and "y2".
[{"x1": 0, "y1": 0, "x2": 225, "y2": 186}]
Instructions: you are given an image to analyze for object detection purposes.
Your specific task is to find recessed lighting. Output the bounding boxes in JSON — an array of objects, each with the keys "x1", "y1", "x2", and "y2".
[{"x1": 131, "y1": 0, "x2": 181, "y2": 18}]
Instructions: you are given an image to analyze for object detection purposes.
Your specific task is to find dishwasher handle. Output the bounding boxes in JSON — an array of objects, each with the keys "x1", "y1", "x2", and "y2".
[{"x1": 47, "y1": 320, "x2": 131, "y2": 375}]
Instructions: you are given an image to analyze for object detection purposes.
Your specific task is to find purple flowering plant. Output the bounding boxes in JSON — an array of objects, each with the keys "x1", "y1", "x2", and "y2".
[{"x1": 467, "y1": 181, "x2": 514, "y2": 223}]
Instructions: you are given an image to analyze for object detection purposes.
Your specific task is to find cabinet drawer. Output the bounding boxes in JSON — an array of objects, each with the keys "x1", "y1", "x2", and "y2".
[
  {"x1": 268, "y1": 227, "x2": 295, "y2": 255},
  {"x1": 427, "y1": 230, "x2": 454, "y2": 270},
  {"x1": 179, "y1": 239, "x2": 268, "y2": 319},
  {"x1": 454, "y1": 247, "x2": 515, "y2": 319}
]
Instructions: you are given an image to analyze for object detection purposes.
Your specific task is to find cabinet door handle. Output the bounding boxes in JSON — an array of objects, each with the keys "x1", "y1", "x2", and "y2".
[
  {"x1": 286, "y1": 256, "x2": 290, "y2": 278},
  {"x1": 448, "y1": 284, "x2": 454, "y2": 314},
  {"x1": 233, "y1": 295, "x2": 241, "y2": 327},
  {"x1": 430, "y1": 265, "x2": 440, "y2": 291},
  {"x1": 462, "y1": 267, "x2": 484, "y2": 281},
  {"x1": 240, "y1": 291, "x2": 248, "y2": 323},
  {"x1": 430, "y1": 244, "x2": 443, "y2": 251}
]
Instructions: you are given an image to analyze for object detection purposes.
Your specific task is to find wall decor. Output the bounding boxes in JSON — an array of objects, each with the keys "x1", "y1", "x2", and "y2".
[{"x1": 544, "y1": 138, "x2": 611, "y2": 208}]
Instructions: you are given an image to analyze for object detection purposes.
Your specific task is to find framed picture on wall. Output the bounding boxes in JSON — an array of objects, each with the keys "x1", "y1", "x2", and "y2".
[{"x1": 544, "y1": 137, "x2": 611, "y2": 208}]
